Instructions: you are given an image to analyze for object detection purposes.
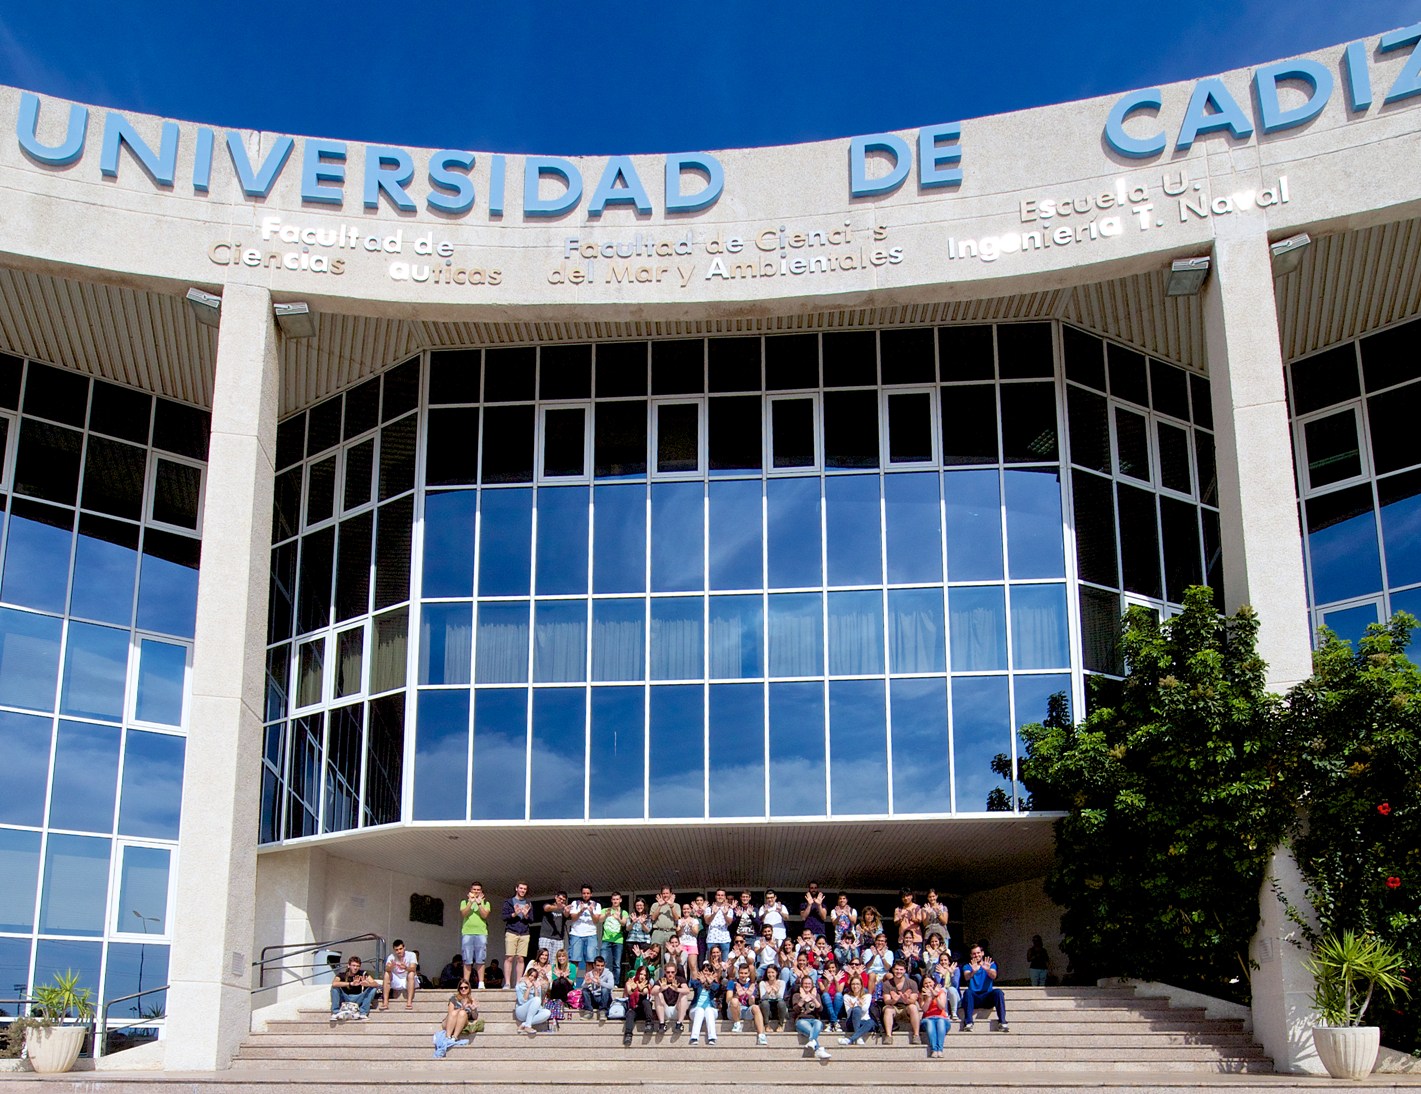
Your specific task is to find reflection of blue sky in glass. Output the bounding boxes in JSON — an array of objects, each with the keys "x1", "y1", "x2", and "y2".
[
  {"x1": 136, "y1": 553, "x2": 198, "y2": 638},
  {"x1": 60, "y1": 622, "x2": 129, "y2": 721},
  {"x1": 951, "y1": 676, "x2": 1010, "y2": 814},
  {"x1": 1309, "y1": 503, "x2": 1382, "y2": 605},
  {"x1": 649, "y1": 684, "x2": 703, "y2": 818},
  {"x1": 1, "y1": 512, "x2": 70, "y2": 612},
  {"x1": 1014, "y1": 673, "x2": 1069, "y2": 810},
  {"x1": 708, "y1": 479, "x2": 763, "y2": 590},
  {"x1": 826, "y1": 475, "x2": 882, "y2": 586},
  {"x1": 422, "y1": 490, "x2": 476, "y2": 597},
  {"x1": 767, "y1": 477, "x2": 821, "y2": 589},
  {"x1": 70, "y1": 531, "x2": 138, "y2": 626},
  {"x1": 117, "y1": 845, "x2": 170, "y2": 933},
  {"x1": 0, "y1": 828, "x2": 40, "y2": 933},
  {"x1": 1388, "y1": 588, "x2": 1421, "y2": 667},
  {"x1": 0, "y1": 608, "x2": 61, "y2": 712},
  {"x1": 767, "y1": 593, "x2": 822, "y2": 677},
  {"x1": 478, "y1": 489, "x2": 533, "y2": 596},
  {"x1": 536, "y1": 487, "x2": 590, "y2": 595},
  {"x1": 769, "y1": 682, "x2": 825, "y2": 816},
  {"x1": 49, "y1": 722, "x2": 120, "y2": 833},
  {"x1": 531, "y1": 688, "x2": 585, "y2": 818},
  {"x1": 413, "y1": 689, "x2": 469, "y2": 820},
  {"x1": 709, "y1": 683, "x2": 764, "y2": 817},
  {"x1": 1380, "y1": 483, "x2": 1421, "y2": 588},
  {"x1": 709, "y1": 596, "x2": 762, "y2": 679},
  {"x1": 40, "y1": 834, "x2": 110, "y2": 936},
  {"x1": 884, "y1": 472, "x2": 942, "y2": 584},
  {"x1": 589, "y1": 687, "x2": 643, "y2": 819},
  {"x1": 135, "y1": 639, "x2": 186, "y2": 725},
  {"x1": 105, "y1": 941, "x2": 168, "y2": 1019},
  {"x1": 0, "y1": 710, "x2": 51, "y2": 827},
  {"x1": 1320, "y1": 603, "x2": 1380, "y2": 649},
  {"x1": 944, "y1": 470, "x2": 1003, "y2": 581},
  {"x1": 651, "y1": 483, "x2": 704, "y2": 592},
  {"x1": 33, "y1": 939, "x2": 102, "y2": 999},
  {"x1": 1009, "y1": 584, "x2": 1070, "y2": 669},
  {"x1": 472, "y1": 689, "x2": 528, "y2": 820},
  {"x1": 0, "y1": 935, "x2": 31, "y2": 998},
  {"x1": 829, "y1": 679, "x2": 887, "y2": 815},
  {"x1": 592, "y1": 484, "x2": 646, "y2": 594},
  {"x1": 890, "y1": 677, "x2": 950, "y2": 813},
  {"x1": 1004, "y1": 469, "x2": 1065, "y2": 579},
  {"x1": 118, "y1": 731, "x2": 184, "y2": 840}
]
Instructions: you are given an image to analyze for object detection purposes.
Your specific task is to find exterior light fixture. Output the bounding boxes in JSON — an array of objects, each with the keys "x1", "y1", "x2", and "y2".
[
  {"x1": 273, "y1": 301, "x2": 316, "y2": 338},
  {"x1": 1165, "y1": 256, "x2": 1211, "y2": 296},
  {"x1": 185, "y1": 287, "x2": 222, "y2": 328},
  {"x1": 1269, "y1": 233, "x2": 1311, "y2": 277}
]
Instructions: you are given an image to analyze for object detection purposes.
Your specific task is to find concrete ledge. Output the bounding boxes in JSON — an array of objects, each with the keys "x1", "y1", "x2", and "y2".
[
  {"x1": 1098, "y1": 979, "x2": 1253, "y2": 1031},
  {"x1": 251, "y1": 987, "x2": 335, "y2": 1035},
  {"x1": 1378, "y1": 1046, "x2": 1421, "y2": 1074}
]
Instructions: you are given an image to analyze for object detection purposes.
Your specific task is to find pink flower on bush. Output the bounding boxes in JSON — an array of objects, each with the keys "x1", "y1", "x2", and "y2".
[
  {"x1": 1378, "y1": 802, "x2": 1392, "y2": 816},
  {"x1": 1386, "y1": 876, "x2": 1402, "y2": 890}
]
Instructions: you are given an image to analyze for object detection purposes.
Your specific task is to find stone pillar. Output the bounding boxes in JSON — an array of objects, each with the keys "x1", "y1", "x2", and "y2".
[
  {"x1": 1202, "y1": 231, "x2": 1318, "y2": 1072},
  {"x1": 164, "y1": 285, "x2": 279, "y2": 1070}
]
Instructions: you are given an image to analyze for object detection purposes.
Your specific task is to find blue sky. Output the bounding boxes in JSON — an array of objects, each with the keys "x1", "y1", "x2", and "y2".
[{"x1": 0, "y1": 1, "x2": 1417, "y2": 154}]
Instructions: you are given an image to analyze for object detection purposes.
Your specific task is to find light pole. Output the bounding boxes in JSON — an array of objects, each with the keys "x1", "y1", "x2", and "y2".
[{"x1": 131, "y1": 911, "x2": 161, "y2": 1014}]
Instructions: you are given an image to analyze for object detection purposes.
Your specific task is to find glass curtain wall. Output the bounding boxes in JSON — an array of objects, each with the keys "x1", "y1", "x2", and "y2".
[{"x1": 0, "y1": 353, "x2": 204, "y2": 1021}]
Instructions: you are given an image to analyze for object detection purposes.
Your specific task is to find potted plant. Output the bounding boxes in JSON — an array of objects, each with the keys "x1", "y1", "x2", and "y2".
[
  {"x1": 1307, "y1": 930, "x2": 1410, "y2": 1079},
  {"x1": 22, "y1": 970, "x2": 94, "y2": 1074}
]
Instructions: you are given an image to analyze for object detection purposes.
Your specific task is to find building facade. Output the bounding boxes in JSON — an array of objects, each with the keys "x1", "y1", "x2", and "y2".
[{"x1": 0, "y1": 26, "x2": 1419, "y2": 1072}]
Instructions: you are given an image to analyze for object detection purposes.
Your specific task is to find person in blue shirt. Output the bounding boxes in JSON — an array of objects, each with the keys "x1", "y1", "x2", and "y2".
[{"x1": 959, "y1": 944, "x2": 1009, "y2": 1032}]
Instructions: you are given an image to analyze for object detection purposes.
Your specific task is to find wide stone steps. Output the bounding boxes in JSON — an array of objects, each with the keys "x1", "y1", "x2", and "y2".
[{"x1": 231, "y1": 985, "x2": 1272, "y2": 1074}]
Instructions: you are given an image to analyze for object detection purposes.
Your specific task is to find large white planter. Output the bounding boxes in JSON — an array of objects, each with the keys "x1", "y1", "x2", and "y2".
[
  {"x1": 1312, "y1": 1025, "x2": 1381, "y2": 1080},
  {"x1": 24, "y1": 1025, "x2": 88, "y2": 1074}
]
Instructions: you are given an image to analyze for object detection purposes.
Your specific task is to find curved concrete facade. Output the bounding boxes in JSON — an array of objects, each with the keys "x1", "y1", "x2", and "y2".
[{"x1": 1, "y1": 27, "x2": 1420, "y2": 1075}]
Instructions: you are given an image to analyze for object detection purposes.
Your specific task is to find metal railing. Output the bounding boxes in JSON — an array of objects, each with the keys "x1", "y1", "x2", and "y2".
[
  {"x1": 255, "y1": 933, "x2": 387, "y2": 994},
  {"x1": 96, "y1": 985, "x2": 168, "y2": 1059},
  {"x1": 0, "y1": 997, "x2": 95, "y2": 1059}
]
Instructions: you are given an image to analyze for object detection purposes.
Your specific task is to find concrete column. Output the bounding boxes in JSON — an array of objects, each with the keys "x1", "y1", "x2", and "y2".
[
  {"x1": 1201, "y1": 232, "x2": 1313, "y2": 690},
  {"x1": 165, "y1": 284, "x2": 279, "y2": 1070}
]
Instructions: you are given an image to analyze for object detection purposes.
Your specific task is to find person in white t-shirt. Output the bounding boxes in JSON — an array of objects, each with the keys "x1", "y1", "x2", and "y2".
[
  {"x1": 381, "y1": 939, "x2": 419, "y2": 1010},
  {"x1": 758, "y1": 889, "x2": 790, "y2": 942},
  {"x1": 567, "y1": 884, "x2": 603, "y2": 969}
]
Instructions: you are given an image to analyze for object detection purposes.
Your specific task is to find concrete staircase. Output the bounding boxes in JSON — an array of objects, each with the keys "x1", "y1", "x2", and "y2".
[{"x1": 231, "y1": 983, "x2": 1272, "y2": 1076}]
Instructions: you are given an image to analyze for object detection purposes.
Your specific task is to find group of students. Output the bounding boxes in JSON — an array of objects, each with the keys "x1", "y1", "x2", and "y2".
[{"x1": 500, "y1": 883, "x2": 1011, "y2": 1060}]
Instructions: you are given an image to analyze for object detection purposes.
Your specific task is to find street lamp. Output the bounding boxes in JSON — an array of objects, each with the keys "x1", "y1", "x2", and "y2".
[{"x1": 131, "y1": 911, "x2": 161, "y2": 1012}]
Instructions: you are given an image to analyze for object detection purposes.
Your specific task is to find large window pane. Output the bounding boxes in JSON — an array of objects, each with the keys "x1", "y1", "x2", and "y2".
[
  {"x1": 334, "y1": 513, "x2": 371, "y2": 623},
  {"x1": 371, "y1": 608, "x2": 409, "y2": 694},
  {"x1": 1117, "y1": 484, "x2": 1163, "y2": 600},
  {"x1": 884, "y1": 472, "x2": 942, "y2": 584},
  {"x1": 1160, "y1": 498, "x2": 1203, "y2": 603},
  {"x1": 650, "y1": 482, "x2": 703, "y2": 591},
  {"x1": 650, "y1": 597, "x2": 703, "y2": 680},
  {"x1": 0, "y1": 936, "x2": 32, "y2": 1001},
  {"x1": 535, "y1": 487, "x2": 589, "y2": 595},
  {"x1": 1067, "y1": 386, "x2": 1110, "y2": 472},
  {"x1": 0, "y1": 606, "x2": 62, "y2": 711},
  {"x1": 948, "y1": 586, "x2": 1007, "y2": 671},
  {"x1": 951, "y1": 675, "x2": 1010, "y2": 813},
  {"x1": 766, "y1": 477, "x2": 821, "y2": 588},
  {"x1": 591, "y1": 599, "x2": 645, "y2": 681},
  {"x1": 3, "y1": 502, "x2": 72, "y2": 612},
  {"x1": 15, "y1": 420, "x2": 82, "y2": 505},
  {"x1": 534, "y1": 600, "x2": 588, "y2": 682},
  {"x1": 39, "y1": 834, "x2": 110, "y2": 936},
  {"x1": 134, "y1": 639, "x2": 186, "y2": 725},
  {"x1": 0, "y1": 710, "x2": 51, "y2": 826},
  {"x1": 709, "y1": 683, "x2": 765, "y2": 818},
  {"x1": 825, "y1": 475, "x2": 882, "y2": 586},
  {"x1": 104, "y1": 942, "x2": 169, "y2": 1025},
  {"x1": 136, "y1": 531, "x2": 199, "y2": 638},
  {"x1": 60, "y1": 621, "x2": 128, "y2": 721},
  {"x1": 589, "y1": 687, "x2": 644, "y2": 819},
  {"x1": 656, "y1": 403, "x2": 700, "y2": 474},
  {"x1": 481, "y1": 405, "x2": 535, "y2": 483},
  {"x1": 709, "y1": 595, "x2": 763, "y2": 679},
  {"x1": 827, "y1": 590, "x2": 884, "y2": 675},
  {"x1": 769, "y1": 682, "x2": 825, "y2": 815},
  {"x1": 1321, "y1": 603, "x2": 1380, "y2": 649},
  {"x1": 941, "y1": 384, "x2": 998, "y2": 464},
  {"x1": 326, "y1": 705, "x2": 364, "y2": 833},
  {"x1": 771, "y1": 398, "x2": 816, "y2": 468},
  {"x1": 420, "y1": 602, "x2": 473, "y2": 685},
  {"x1": 474, "y1": 601, "x2": 529, "y2": 684},
  {"x1": 1304, "y1": 410, "x2": 1362, "y2": 489},
  {"x1": 1010, "y1": 584, "x2": 1070, "y2": 669},
  {"x1": 888, "y1": 588, "x2": 945, "y2": 673},
  {"x1": 1307, "y1": 485, "x2": 1382, "y2": 605},
  {"x1": 649, "y1": 684, "x2": 703, "y2": 817},
  {"x1": 471, "y1": 688, "x2": 527, "y2": 820},
  {"x1": 70, "y1": 516, "x2": 139, "y2": 626},
  {"x1": 767, "y1": 592, "x2": 823, "y2": 676},
  {"x1": 887, "y1": 392, "x2": 933, "y2": 463},
  {"x1": 592, "y1": 484, "x2": 646, "y2": 593},
  {"x1": 824, "y1": 391, "x2": 879, "y2": 468},
  {"x1": 1000, "y1": 383, "x2": 1058, "y2": 462},
  {"x1": 1071, "y1": 471, "x2": 1118, "y2": 587},
  {"x1": 117, "y1": 845, "x2": 170, "y2": 934},
  {"x1": 530, "y1": 688, "x2": 585, "y2": 819},
  {"x1": 593, "y1": 400, "x2": 647, "y2": 479},
  {"x1": 1004, "y1": 469, "x2": 1065, "y2": 579},
  {"x1": 422, "y1": 490, "x2": 477, "y2": 598},
  {"x1": 0, "y1": 828, "x2": 40, "y2": 933},
  {"x1": 829, "y1": 679, "x2": 887, "y2": 815},
  {"x1": 890, "y1": 677, "x2": 949, "y2": 813},
  {"x1": 118, "y1": 730, "x2": 184, "y2": 840},
  {"x1": 708, "y1": 479, "x2": 763, "y2": 590},
  {"x1": 49, "y1": 721, "x2": 120, "y2": 832},
  {"x1": 1014, "y1": 674, "x2": 1070, "y2": 809},
  {"x1": 83, "y1": 436, "x2": 146, "y2": 521},
  {"x1": 478, "y1": 488, "x2": 533, "y2": 596},
  {"x1": 1379, "y1": 470, "x2": 1421, "y2": 588},
  {"x1": 708, "y1": 396, "x2": 761, "y2": 473},
  {"x1": 414, "y1": 689, "x2": 469, "y2": 820},
  {"x1": 944, "y1": 470, "x2": 1003, "y2": 581},
  {"x1": 542, "y1": 407, "x2": 586, "y2": 478}
]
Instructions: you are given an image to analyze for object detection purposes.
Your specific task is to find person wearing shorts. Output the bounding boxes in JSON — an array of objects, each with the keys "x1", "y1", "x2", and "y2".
[
  {"x1": 382, "y1": 939, "x2": 419, "y2": 1010},
  {"x1": 502, "y1": 881, "x2": 534, "y2": 984},
  {"x1": 459, "y1": 882, "x2": 491, "y2": 988}
]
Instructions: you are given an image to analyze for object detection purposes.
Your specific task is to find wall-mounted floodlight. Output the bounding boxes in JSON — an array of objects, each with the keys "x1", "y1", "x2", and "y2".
[
  {"x1": 1269, "y1": 233, "x2": 1311, "y2": 277},
  {"x1": 185, "y1": 287, "x2": 222, "y2": 328},
  {"x1": 1165, "y1": 256, "x2": 1211, "y2": 296},
  {"x1": 273, "y1": 301, "x2": 316, "y2": 339}
]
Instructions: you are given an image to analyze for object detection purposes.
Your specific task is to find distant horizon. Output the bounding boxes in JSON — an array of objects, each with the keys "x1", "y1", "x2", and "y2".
[{"x1": 1, "y1": 3, "x2": 1418, "y2": 156}]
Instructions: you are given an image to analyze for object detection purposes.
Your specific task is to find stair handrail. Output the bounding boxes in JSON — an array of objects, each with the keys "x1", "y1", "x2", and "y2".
[
  {"x1": 95, "y1": 984, "x2": 169, "y2": 1059},
  {"x1": 255, "y1": 933, "x2": 387, "y2": 991}
]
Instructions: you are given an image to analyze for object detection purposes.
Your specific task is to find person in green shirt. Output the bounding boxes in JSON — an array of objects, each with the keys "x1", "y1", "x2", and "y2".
[
  {"x1": 460, "y1": 882, "x2": 492, "y2": 988},
  {"x1": 599, "y1": 891, "x2": 631, "y2": 978}
]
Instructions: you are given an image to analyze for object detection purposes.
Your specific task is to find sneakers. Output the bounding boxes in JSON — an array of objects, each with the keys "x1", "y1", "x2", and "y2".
[
  {"x1": 329, "y1": 1012, "x2": 341, "y2": 1024},
  {"x1": 756, "y1": 1033, "x2": 768, "y2": 1045},
  {"x1": 352, "y1": 1013, "x2": 369, "y2": 1022},
  {"x1": 998, "y1": 1022, "x2": 1011, "y2": 1033},
  {"x1": 451, "y1": 1038, "x2": 469, "y2": 1048},
  {"x1": 814, "y1": 1045, "x2": 831, "y2": 1060},
  {"x1": 961, "y1": 1024, "x2": 974, "y2": 1033},
  {"x1": 708, "y1": 1038, "x2": 717, "y2": 1045},
  {"x1": 689, "y1": 1036, "x2": 700, "y2": 1045},
  {"x1": 731, "y1": 1021, "x2": 743, "y2": 1033},
  {"x1": 674, "y1": 1021, "x2": 684, "y2": 1033},
  {"x1": 837, "y1": 1036, "x2": 852, "y2": 1046},
  {"x1": 623, "y1": 1033, "x2": 633, "y2": 1046}
]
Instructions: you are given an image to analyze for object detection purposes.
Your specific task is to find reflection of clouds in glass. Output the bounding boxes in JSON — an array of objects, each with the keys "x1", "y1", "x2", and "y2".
[
  {"x1": 531, "y1": 691, "x2": 584, "y2": 819},
  {"x1": 0, "y1": 828, "x2": 41, "y2": 933},
  {"x1": 710, "y1": 762, "x2": 764, "y2": 817},
  {"x1": 0, "y1": 710, "x2": 52, "y2": 826},
  {"x1": 650, "y1": 685, "x2": 702, "y2": 817},
  {"x1": 885, "y1": 472, "x2": 942, "y2": 585},
  {"x1": 0, "y1": 607, "x2": 62, "y2": 711},
  {"x1": 829, "y1": 680, "x2": 887, "y2": 816},
  {"x1": 767, "y1": 477, "x2": 821, "y2": 589},
  {"x1": 471, "y1": 731, "x2": 527, "y2": 820},
  {"x1": 770, "y1": 682, "x2": 825, "y2": 815},
  {"x1": 2, "y1": 514, "x2": 71, "y2": 612},
  {"x1": 415, "y1": 691, "x2": 470, "y2": 821},
  {"x1": 951, "y1": 676, "x2": 1010, "y2": 814},
  {"x1": 889, "y1": 678, "x2": 949, "y2": 814},
  {"x1": 119, "y1": 732, "x2": 184, "y2": 840},
  {"x1": 590, "y1": 689, "x2": 643, "y2": 819},
  {"x1": 709, "y1": 683, "x2": 764, "y2": 817},
  {"x1": 770, "y1": 756, "x2": 826, "y2": 816},
  {"x1": 136, "y1": 554, "x2": 198, "y2": 638},
  {"x1": 50, "y1": 723, "x2": 120, "y2": 832},
  {"x1": 70, "y1": 532, "x2": 138, "y2": 626},
  {"x1": 708, "y1": 480, "x2": 762, "y2": 590},
  {"x1": 61, "y1": 623, "x2": 129, "y2": 721}
]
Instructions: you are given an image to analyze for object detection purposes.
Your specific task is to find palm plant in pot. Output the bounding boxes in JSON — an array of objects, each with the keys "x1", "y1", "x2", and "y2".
[
  {"x1": 22, "y1": 970, "x2": 94, "y2": 1074},
  {"x1": 1307, "y1": 930, "x2": 1409, "y2": 1079}
]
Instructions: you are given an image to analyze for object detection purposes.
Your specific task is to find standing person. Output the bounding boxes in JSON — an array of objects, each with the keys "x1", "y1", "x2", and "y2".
[
  {"x1": 540, "y1": 890, "x2": 570, "y2": 963},
  {"x1": 921, "y1": 888, "x2": 951, "y2": 948},
  {"x1": 567, "y1": 885, "x2": 603, "y2": 971},
  {"x1": 791, "y1": 973, "x2": 831, "y2": 1059},
  {"x1": 501, "y1": 880, "x2": 534, "y2": 985},
  {"x1": 960, "y1": 944, "x2": 1009, "y2": 1032},
  {"x1": 458, "y1": 882, "x2": 491, "y2": 989},
  {"x1": 893, "y1": 888, "x2": 923, "y2": 947},
  {"x1": 829, "y1": 893, "x2": 859, "y2": 965},
  {"x1": 732, "y1": 891, "x2": 759, "y2": 947},
  {"x1": 649, "y1": 887, "x2": 681, "y2": 947},
  {"x1": 800, "y1": 882, "x2": 828, "y2": 939},
  {"x1": 703, "y1": 888, "x2": 734, "y2": 965},
  {"x1": 329, "y1": 955, "x2": 378, "y2": 1023},
  {"x1": 758, "y1": 889, "x2": 790, "y2": 942},
  {"x1": 381, "y1": 939, "x2": 419, "y2": 1011},
  {"x1": 677, "y1": 903, "x2": 703, "y2": 977},
  {"x1": 626, "y1": 897, "x2": 654, "y2": 970},
  {"x1": 1026, "y1": 934, "x2": 1050, "y2": 987},
  {"x1": 687, "y1": 963, "x2": 724, "y2": 1045},
  {"x1": 600, "y1": 892, "x2": 631, "y2": 978}
]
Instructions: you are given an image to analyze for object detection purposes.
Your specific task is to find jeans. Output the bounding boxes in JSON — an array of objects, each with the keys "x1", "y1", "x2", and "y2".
[
  {"x1": 922, "y1": 1015, "x2": 948, "y2": 1052},
  {"x1": 600, "y1": 940, "x2": 624, "y2": 977},
  {"x1": 331, "y1": 986, "x2": 376, "y2": 1015},
  {"x1": 515, "y1": 998, "x2": 551, "y2": 1028},
  {"x1": 569, "y1": 934, "x2": 599, "y2": 967},
  {"x1": 961, "y1": 985, "x2": 1007, "y2": 1027},
  {"x1": 460, "y1": 934, "x2": 487, "y2": 967},
  {"x1": 582, "y1": 985, "x2": 612, "y2": 1012},
  {"x1": 795, "y1": 1017, "x2": 824, "y2": 1045},
  {"x1": 820, "y1": 992, "x2": 844, "y2": 1024},
  {"x1": 845, "y1": 1005, "x2": 875, "y2": 1044},
  {"x1": 1029, "y1": 968, "x2": 1048, "y2": 986}
]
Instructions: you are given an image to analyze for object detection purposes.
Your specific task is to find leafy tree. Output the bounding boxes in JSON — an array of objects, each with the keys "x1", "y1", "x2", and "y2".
[{"x1": 1019, "y1": 587, "x2": 1295, "y2": 1001}]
